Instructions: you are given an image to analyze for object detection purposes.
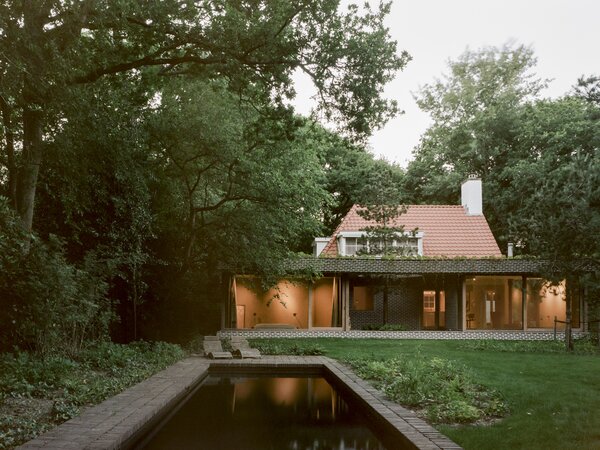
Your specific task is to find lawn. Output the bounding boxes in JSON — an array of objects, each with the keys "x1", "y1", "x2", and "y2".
[{"x1": 253, "y1": 338, "x2": 600, "y2": 450}]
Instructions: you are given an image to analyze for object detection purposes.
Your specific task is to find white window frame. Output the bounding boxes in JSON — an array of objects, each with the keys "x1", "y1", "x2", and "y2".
[{"x1": 337, "y1": 231, "x2": 424, "y2": 257}]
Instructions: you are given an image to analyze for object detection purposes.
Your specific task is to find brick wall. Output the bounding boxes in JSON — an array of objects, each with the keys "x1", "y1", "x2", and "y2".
[
  {"x1": 444, "y1": 277, "x2": 460, "y2": 330},
  {"x1": 348, "y1": 276, "x2": 463, "y2": 331},
  {"x1": 349, "y1": 278, "x2": 423, "y2": 330}
]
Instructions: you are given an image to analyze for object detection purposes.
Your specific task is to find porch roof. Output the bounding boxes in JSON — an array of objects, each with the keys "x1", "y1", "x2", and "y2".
[{"x1": 286, "y1": 256, "x2": 550, "y2": 275}]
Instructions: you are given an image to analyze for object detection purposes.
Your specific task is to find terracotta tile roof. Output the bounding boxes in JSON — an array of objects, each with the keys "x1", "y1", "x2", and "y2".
[{"x1": 321, "y1": 204, "x2": 502, "y2": 258}]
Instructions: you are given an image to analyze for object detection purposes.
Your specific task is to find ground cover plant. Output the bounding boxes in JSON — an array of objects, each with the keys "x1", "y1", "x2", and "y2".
[
  {"x1": 251, "y1": 340, "x2": 326, "y2": 356},
  {"x1": 361, "y1": 324, "x2": 408, "y2": 331},
  {"x1": 0, "y1": 341, "x2": 184, "y2": 449},
  {"x1": 252, "y1": 338, "x2": 600, "y2": 450},
  {"x1": 348, "y1": 355, "x2": 507, "y2": 424}
]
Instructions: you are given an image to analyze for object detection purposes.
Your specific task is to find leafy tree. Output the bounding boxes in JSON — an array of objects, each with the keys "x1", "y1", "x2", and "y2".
[
  {"x1": 573, "y1": 74, "x2": 600, "y2": 106},
  {"x1": 0, "y1": 0, "x2": 408, "y2": 237},
  {"x1": 0, "y1": 1, "x2": 410, "y2": 345},
  {"x1": 31, "y1": 79, "x2": 155, "y2": 342},
  {"x1": 405, "y1": 43, "x2": 546, "y2": 246},
  {"x1": 0, "y1": 197, "x2": 112, "y2": 354},
  {"x1": 505, "y1": 98, "x2": 600, "y2": 349},
  {"x1": 294, "y1": 122, "x2": 406, "y2": 235},
  {"x1": 139, "y1": 79, "x2": 335, "y2": 340},
  {"x1": 355, "y1": 172, "x2": 412, "y2": 324}
]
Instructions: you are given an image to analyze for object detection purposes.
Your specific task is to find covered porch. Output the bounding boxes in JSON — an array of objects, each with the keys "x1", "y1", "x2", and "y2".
[{"x1": 222, "y1": 258, "x2": 585, "y2": 333}]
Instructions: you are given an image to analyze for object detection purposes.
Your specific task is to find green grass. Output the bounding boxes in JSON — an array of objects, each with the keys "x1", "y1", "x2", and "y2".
[{"x1": 251, "y1": 338, "x2": 600, "y2": 450}]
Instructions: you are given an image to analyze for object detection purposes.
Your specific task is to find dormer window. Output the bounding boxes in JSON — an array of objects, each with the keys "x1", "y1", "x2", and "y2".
[
  {"x1": 338, "y1": 232, "x2": 424, "y2": 257},
  {"x1": 345, "y1": 237, "x2": 367, "y2": 256}
]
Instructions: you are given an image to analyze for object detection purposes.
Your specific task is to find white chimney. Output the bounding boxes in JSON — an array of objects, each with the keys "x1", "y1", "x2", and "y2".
[
  {"x1": 507, "y1": 242, "x2": 514, "y2": 257},
  {"x1": 313, "y1": 237, "x2": 330, "y2": 257},
  {"x1": 461, "y1": 175, "x2": 483, "y2": 215}
]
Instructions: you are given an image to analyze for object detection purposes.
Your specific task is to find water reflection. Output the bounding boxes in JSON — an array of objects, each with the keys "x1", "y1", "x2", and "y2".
[{"x1": 140, "y1": 376, "x2": 388, "y2": 450}]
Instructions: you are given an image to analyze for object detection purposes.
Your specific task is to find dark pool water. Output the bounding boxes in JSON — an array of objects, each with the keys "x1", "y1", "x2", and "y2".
[{"x1": 138, "y1": 376, "x2": 389, "y2": 450}]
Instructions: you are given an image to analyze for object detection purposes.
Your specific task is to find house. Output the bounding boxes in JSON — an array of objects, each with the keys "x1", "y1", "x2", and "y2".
[{"x1": 223, "y1": 177, "x2": 583, "y2": 333}]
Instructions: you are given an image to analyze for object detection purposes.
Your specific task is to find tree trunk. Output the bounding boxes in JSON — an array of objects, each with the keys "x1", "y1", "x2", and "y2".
[
  {"x1": 565, "y1": 279, "x2": 574, "y2": 351},
  {"x1": 16, "y1": 108, "x2": 43, "y2": 237},
  {"x1": 0, "y1": 96, "x2": 17, "y2": 207}
]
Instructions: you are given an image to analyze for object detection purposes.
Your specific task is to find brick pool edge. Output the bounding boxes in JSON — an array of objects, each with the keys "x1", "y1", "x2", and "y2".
[{"x1": 18, "y1": 356, "x2": 462, "y2": 450}]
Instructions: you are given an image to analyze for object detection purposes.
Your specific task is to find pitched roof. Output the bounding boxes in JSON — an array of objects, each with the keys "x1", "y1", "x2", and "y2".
[{"x1": 321, "y1": 204, "x2": 502, "y2": 258}]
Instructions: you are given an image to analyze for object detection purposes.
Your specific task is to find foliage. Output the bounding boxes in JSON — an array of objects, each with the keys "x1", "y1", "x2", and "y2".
[
  {"x1": 405, "y1": 43, "x2": 545, "y2": 235},
  {"x1": 459, "y1": 338, "x2": 599, "y2": 355},
  {"x1": 292, "y1": 123, "x2": 406, "y2": 238},
  {"x1": 0, "y1": 0, "x2": 407, "y2": 234},
  {"x1": 0, "y1": 341, "x2": 184, "y2": 448},
  {"x1": 0, "y1": 198, "x2": 112, "y2": 354},
  {"x1": 249, "y1": 339, "x2": 325, "y2": 355},
  {"x1": 361, "y1": 324, "x2": 408, "y2": 331},
  {"x1": 573, "y1": 74, "x2": 600, "y2": 105},
  {"x1": 33, "y1": 80, "x2": 154, "y2": 343},
  {"x1": 347, "y1": 355, "x2": 508, "y2": 424},
  {"x1": 504, "y1": 98, "x2": 600, "y2": 263},
  {"x1": 354, "y1": 164, "x2": 412, "y2": 256},
  {"x1": 407, "y1": 44, "x2": 599, "y2": 262}
]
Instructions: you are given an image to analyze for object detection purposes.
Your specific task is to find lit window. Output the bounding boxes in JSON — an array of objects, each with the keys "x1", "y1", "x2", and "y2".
[
  {"x1": 352, "y1": 286, "x2": 374, "y2": 311},
  {"x1": 423, "y1": 291, "x2": 435, "y2": 312}
]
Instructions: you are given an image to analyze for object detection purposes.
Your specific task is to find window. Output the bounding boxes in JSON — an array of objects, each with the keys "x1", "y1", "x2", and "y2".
[
  {"x1": 352, "y1": 285, "x2": 374, "y2": 311},
  {"x1": 341, "y1": 234, "x2": 421, "y2": 256},
  {"x1": 345, "y1": 237, "x2": 366, "y2": 256},
  {"x1": 423, "y1": 291, "x2": 435, "y2": 312},
  {"x1": 422, "y1": 290, "x2": 445, "y2": 329},
  {"x1": 465, "y1": 276, "x2": 522, "y2": 330}
]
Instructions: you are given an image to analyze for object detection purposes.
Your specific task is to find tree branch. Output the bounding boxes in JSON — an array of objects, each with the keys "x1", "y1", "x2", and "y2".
[{"x1": 72, "y1": 54, "x2": 226, "y2": 85}]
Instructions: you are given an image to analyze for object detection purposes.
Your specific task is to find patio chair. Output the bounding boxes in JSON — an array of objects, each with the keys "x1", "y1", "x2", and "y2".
[
  {"x1": 230, "y1": 336, "x2": 261, "y2": 359},
  {"x1": 203, "y1": 336, "x2": 233, "y2": 359}
]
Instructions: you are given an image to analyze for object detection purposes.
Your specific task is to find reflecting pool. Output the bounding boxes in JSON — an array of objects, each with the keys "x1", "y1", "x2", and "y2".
[{"x1": 138, "y1": 376, "x2": 388, "y2": 450}]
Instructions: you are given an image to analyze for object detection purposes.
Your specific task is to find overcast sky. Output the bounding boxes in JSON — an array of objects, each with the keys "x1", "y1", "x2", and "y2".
[{"x1": 293, "y1": 0, "x2": 600, "y2": 167}]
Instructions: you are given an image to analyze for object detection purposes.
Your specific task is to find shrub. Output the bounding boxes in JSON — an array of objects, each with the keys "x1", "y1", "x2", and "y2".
[
  {"x1": 0, "y1": 352, "x2": 79, "y2": 395},
  {"x1": 0, "y1": 341, "x2": 185, "y2": 448},
  {"x1": 0, "y1": 197, "x2": 112, "y2": 355},
  {"x1": 250, "y1": 340, "x2": 325, "y2": 356},
  {"x1": 347, "y1": 355, "x2": 508, "y2": 424},
  {"x1": 361, "y1": 324, "x2": 408, "y2": 331},
  {"x1": 459, "y1": 339, "x2": 599, "y2": 355}
]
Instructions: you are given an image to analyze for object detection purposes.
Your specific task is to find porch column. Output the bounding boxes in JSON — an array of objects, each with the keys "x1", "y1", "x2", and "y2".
[
  {"x1": 461, "y1": 277, "x2": 467, "y2": 331},
  {"x1": 343, "y1": 278, "x2": 351, "y2": 330},
  {"x1": 308, "y1": 283, "x2": 313, "y2": 329},
  {"x1": 522, "y1": 275, "x2": 527, "y2": 330},
  {"x1": 434, "y1": 289, "x2": 440, "y2": 330},
  {"x1": 583, "y1": 285, "x2": 589, "y2": 332}
]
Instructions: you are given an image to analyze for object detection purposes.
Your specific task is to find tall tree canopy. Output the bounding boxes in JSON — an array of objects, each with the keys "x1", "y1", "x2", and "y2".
[
  {"x1": 406, "y1": 44, "x2": 599, "y2": 263},
  {"x1": 0, "y1": 0, "x2": 409, "y2": 235},
  {"x1": 405, "y1": 44, "x2": 548, "y2": 246}
]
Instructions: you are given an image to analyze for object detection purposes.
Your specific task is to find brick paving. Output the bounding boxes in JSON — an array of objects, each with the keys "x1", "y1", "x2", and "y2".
[{"x1": 19, "y1": 356, "x2": 462, "y2": 450}]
